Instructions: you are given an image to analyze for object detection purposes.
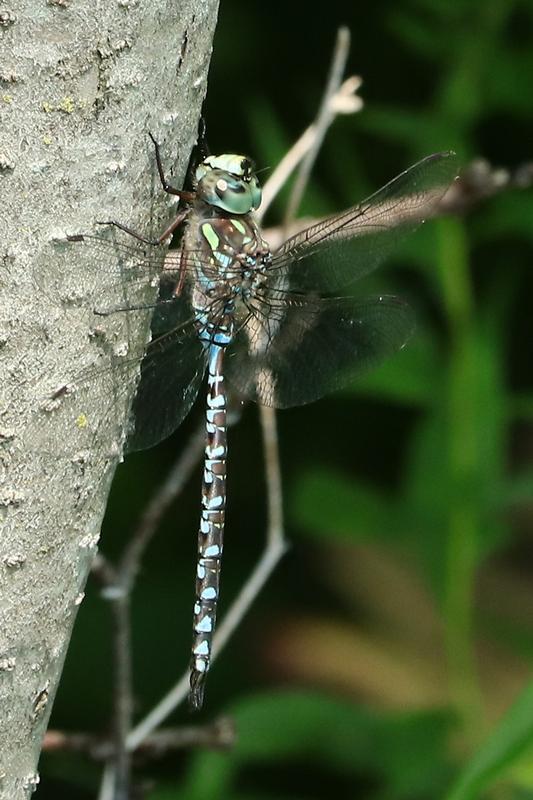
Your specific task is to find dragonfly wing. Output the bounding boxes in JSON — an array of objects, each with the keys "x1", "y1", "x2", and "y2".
[
  {"x1": 226, "y1": 293, "x2": 414, "y2": 408},
  {"x1": 23, "y1": 293, "x2": 206, "y2": 466},
  {"x1": 125, "y1": 316, "x2": 207, "y2": 452},
  {"x1": 38, "y1": 231, "x2": 171, "y2": 310},
  {"x1": 40, "y1": 231, "x2": 205, "y2": 315},
  {"x1": 99, "y1": 288, "x2": 208, "y2": 452},
  {"x1": 270, "y1": 151, "x2": 458, "y2": 293}
]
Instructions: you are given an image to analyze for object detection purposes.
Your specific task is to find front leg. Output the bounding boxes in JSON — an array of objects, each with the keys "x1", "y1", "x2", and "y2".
[
  {"x1": 149, "y1": 132, "x2": 195, "y2": 202},
  {"x1": 96, "y1": 206, "x2": 190, "y2": 247},
  {"x1": 95, "y1": 131, "x2": 197, "y2": 245}
]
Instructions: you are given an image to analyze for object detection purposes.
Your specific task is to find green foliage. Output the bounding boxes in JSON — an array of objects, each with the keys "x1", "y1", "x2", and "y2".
[
  {"x1": 151, "y1": 692, "x2": 452, "y2": 800},
  {"x1": 446, "y1": 680, "x2": 533, "y2": 800},
  {"x1": 281, "y1": 0, "x2": 533, "y2": 797}
]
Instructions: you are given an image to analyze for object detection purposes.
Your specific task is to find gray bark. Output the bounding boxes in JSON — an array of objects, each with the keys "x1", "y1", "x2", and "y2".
[{"x1": 0, "y1": 1, "x2": 219, "y2": 796}]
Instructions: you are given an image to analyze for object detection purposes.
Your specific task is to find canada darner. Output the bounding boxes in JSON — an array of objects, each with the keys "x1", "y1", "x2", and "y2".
[{"x1": 34, "y1": 139, "x2": 457, "y2": 709}]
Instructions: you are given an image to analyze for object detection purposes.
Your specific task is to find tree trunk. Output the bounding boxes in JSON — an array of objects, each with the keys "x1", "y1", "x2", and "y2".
[{"x1": 0, "y1": 1, "x2": 219, "y2": 796}]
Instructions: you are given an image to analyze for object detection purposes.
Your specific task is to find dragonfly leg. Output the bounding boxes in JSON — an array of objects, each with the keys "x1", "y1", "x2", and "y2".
[
  {"x1": 93, "y1": 296, "x2": 177, "y2": 317},
  {"x1": 95, "y1": 219, "x2": 163, "y2": 246},
  {"x1": 171, "y1": 242, "x2": 188, "y2": 299},
  {"x1": 94, "y1": 211, "x2": 190, "y2": 247},
  {"x1": 155, "y1": 207, "x2": 190, "y2": 244},
  {"x1": 93, "y1": 134, "x2": 197, "y2": 245},
  {"x1": 148, "y1": 131, "x2": 196, "y2": 202}
]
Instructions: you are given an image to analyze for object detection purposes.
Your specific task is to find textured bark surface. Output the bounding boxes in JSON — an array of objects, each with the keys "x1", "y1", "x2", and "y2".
[{"x1": 0, "y1": 1, "x2": 219, "y2": 796}]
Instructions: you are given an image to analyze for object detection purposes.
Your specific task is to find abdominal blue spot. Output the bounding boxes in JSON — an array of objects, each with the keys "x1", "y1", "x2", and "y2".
[
  {"x1": 194, "y1": 639, "x2": 210, "y2": 656},
  {"x1": 206, "y1": 445, "x2": 225, "y2": 458},
  {"x1": 205, "y1": 495, "x2": 223, "y2": 510},
  {"x1": 195, "y1": 615, "x2": 213, "y2": 633}
]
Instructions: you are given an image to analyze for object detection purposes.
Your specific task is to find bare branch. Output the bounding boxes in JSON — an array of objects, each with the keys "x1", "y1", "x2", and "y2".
[
  {"x1": 259, "y1": 75, "x2": 363, "y2": 221},
  {"x1": 118, "y1": 423, "x2": 205, "y2": 590},
  {"x1": 44, "y1": 717, "x2": 235, "y2": 759},
  {"x1": 259, "y1": 405, "x2": 284, "y2": 548},
  {"x1": 283, "y1": 27, "x2": 352, "y2": 226},
  {"x1": 440, "y1": 157, "x2": 533, "y2": 214},
  {"x1": 126, "y1": 534, "x2": 288, "y2": 751}
]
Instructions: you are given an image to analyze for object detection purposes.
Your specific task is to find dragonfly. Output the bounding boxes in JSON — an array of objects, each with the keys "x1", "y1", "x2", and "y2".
[{"x1": 34, "y1": 137, "x2": 457, "y2": 710}]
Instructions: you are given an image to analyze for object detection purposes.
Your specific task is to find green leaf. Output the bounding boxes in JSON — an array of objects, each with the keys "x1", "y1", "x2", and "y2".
[
  {"x1": 229, "y1": 691, "x2": 375, "y2": 767},
  {"x1": 348, "y1": 332, "x2": 440, "y2": 407},
  {"x1": 497, "y1": 470, "x2": 533, "y2": 508},
  {"x1": 177, "y1": 692, "x2": 377, "y2": 800},
  {"x1": 401, "y1": 310, "x2": 508, "y2": 589},
  {"x1": 372, "y1": 710, "x2": 453, "y2": 799},
  {"x1": 358, "y1": 106, "x2": 456, "y2": 153},
  {"x1": 446, "y1": 680, "x2": 533, "y2": 800},
  {"x1": 177, "y1": 692, "x2": 452, "y2": 800},
  {"x1": 291, "y1": 469, "x2": 397, "y2": 542},
  {"x1": 471, "y1": 192, "x2": 533, "y2": 245}
]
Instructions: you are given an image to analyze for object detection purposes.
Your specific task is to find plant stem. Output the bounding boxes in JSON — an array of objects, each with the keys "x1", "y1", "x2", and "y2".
[{"x1": 438, "y1": 217, "x2": 484, "y2": 741}]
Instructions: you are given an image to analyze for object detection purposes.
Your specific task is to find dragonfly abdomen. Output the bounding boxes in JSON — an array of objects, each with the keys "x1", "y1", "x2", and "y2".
[{"x1": 190, "y1": 343, "x2": 229, "y2": 710}]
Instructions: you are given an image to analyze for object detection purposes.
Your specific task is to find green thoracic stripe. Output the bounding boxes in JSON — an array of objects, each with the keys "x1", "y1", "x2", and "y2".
[
  {"x1": 201, "y1": 222, "x2": 220, "y2": 251},
  {"x1": 231, "y1": 219, "x2": 246, "y2": 235}
]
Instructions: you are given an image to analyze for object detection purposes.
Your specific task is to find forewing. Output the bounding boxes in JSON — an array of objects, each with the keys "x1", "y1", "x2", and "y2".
[
  {"x1": 22, "y1": 291, "x2": 207, "y2": 471},
  {"x1": 37, "y1": 231, "x2": 171, "y2": 311},
  {"x1": 270, "y1": 151, "x2": 458, "y2": 293},
  {"x1": 125, "y1": 310, "x2": 207, "y2": 452},
  {"x1": 226, "y1": 293, "x2": 414, "y2": 408},
  {"x1": 39, "y1": 230, "x2": 209, "y2": 316},
  {"x1": 30, "y1": 226, "x2": 250, "y2": 458}
]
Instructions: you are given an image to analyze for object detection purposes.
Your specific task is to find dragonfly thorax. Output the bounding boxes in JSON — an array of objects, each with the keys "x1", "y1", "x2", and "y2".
[{"x1": 194, "y1": 154, "x2": 262, "y2": 214}]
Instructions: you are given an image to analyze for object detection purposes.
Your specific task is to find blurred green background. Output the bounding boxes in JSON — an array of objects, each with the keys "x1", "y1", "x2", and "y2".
[{"x1": 42, "y1": 0, "x2": 533, "y2": 797}]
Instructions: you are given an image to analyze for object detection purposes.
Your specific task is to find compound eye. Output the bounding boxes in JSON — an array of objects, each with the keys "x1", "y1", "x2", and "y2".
[{"x1": 250, "y1": 178, "x2": 262, "y2": 210}]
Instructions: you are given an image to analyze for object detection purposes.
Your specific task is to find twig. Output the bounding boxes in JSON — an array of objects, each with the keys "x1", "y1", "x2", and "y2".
[
  {"x1": 131, "y1": 717, "x2": 237, "y2": 754},
  {"x1": 95, "y1": 421, "x2": 205, "y2": 800},
  {"x1": 110, "y1": 593, "x2": 132, "y2": 800},
  {"x1": 91, "y1": 553, "x2": 119, "y2": 588},
  {"x1": 97, "y1": 764, "x2": 115, "y2": 800},
  {"x1": 44, "y1": 730, "x2": 107, "y2": 757},
  {"x1": 44, "y1": 718, "x2": 236, "y2": 759},
  {"x1": 283, "y1": 27, "x2": 352, "y2": 226},
  {"x1": 258, "y1": 405, "x2": 284, "y2": 547},
  {"x1": 127, "y1": 531, "x2": 288, "y2": 750},
  {"x1": 253, "y1": 31, "x2": 359, "y2": 723},
  {"x1": 258, "y1": 74, "x2": 363, "y2": 221},
  {"x1": 439, "y1": 157, "x2": 533, "y2": 214},
  {"x1": 118, "y1": 422, "x2": 206, "y2": 589}
]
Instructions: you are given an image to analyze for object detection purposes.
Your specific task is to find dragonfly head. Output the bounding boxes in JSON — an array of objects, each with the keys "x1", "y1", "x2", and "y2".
[{"x1": 195, "y1": 154, "x2": 262, "y2": 214}]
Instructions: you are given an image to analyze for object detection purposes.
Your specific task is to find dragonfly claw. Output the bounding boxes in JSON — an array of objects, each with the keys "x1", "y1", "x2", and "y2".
[{"x1": 189, "y1": 669, "x2": 206, "y2": 712}]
